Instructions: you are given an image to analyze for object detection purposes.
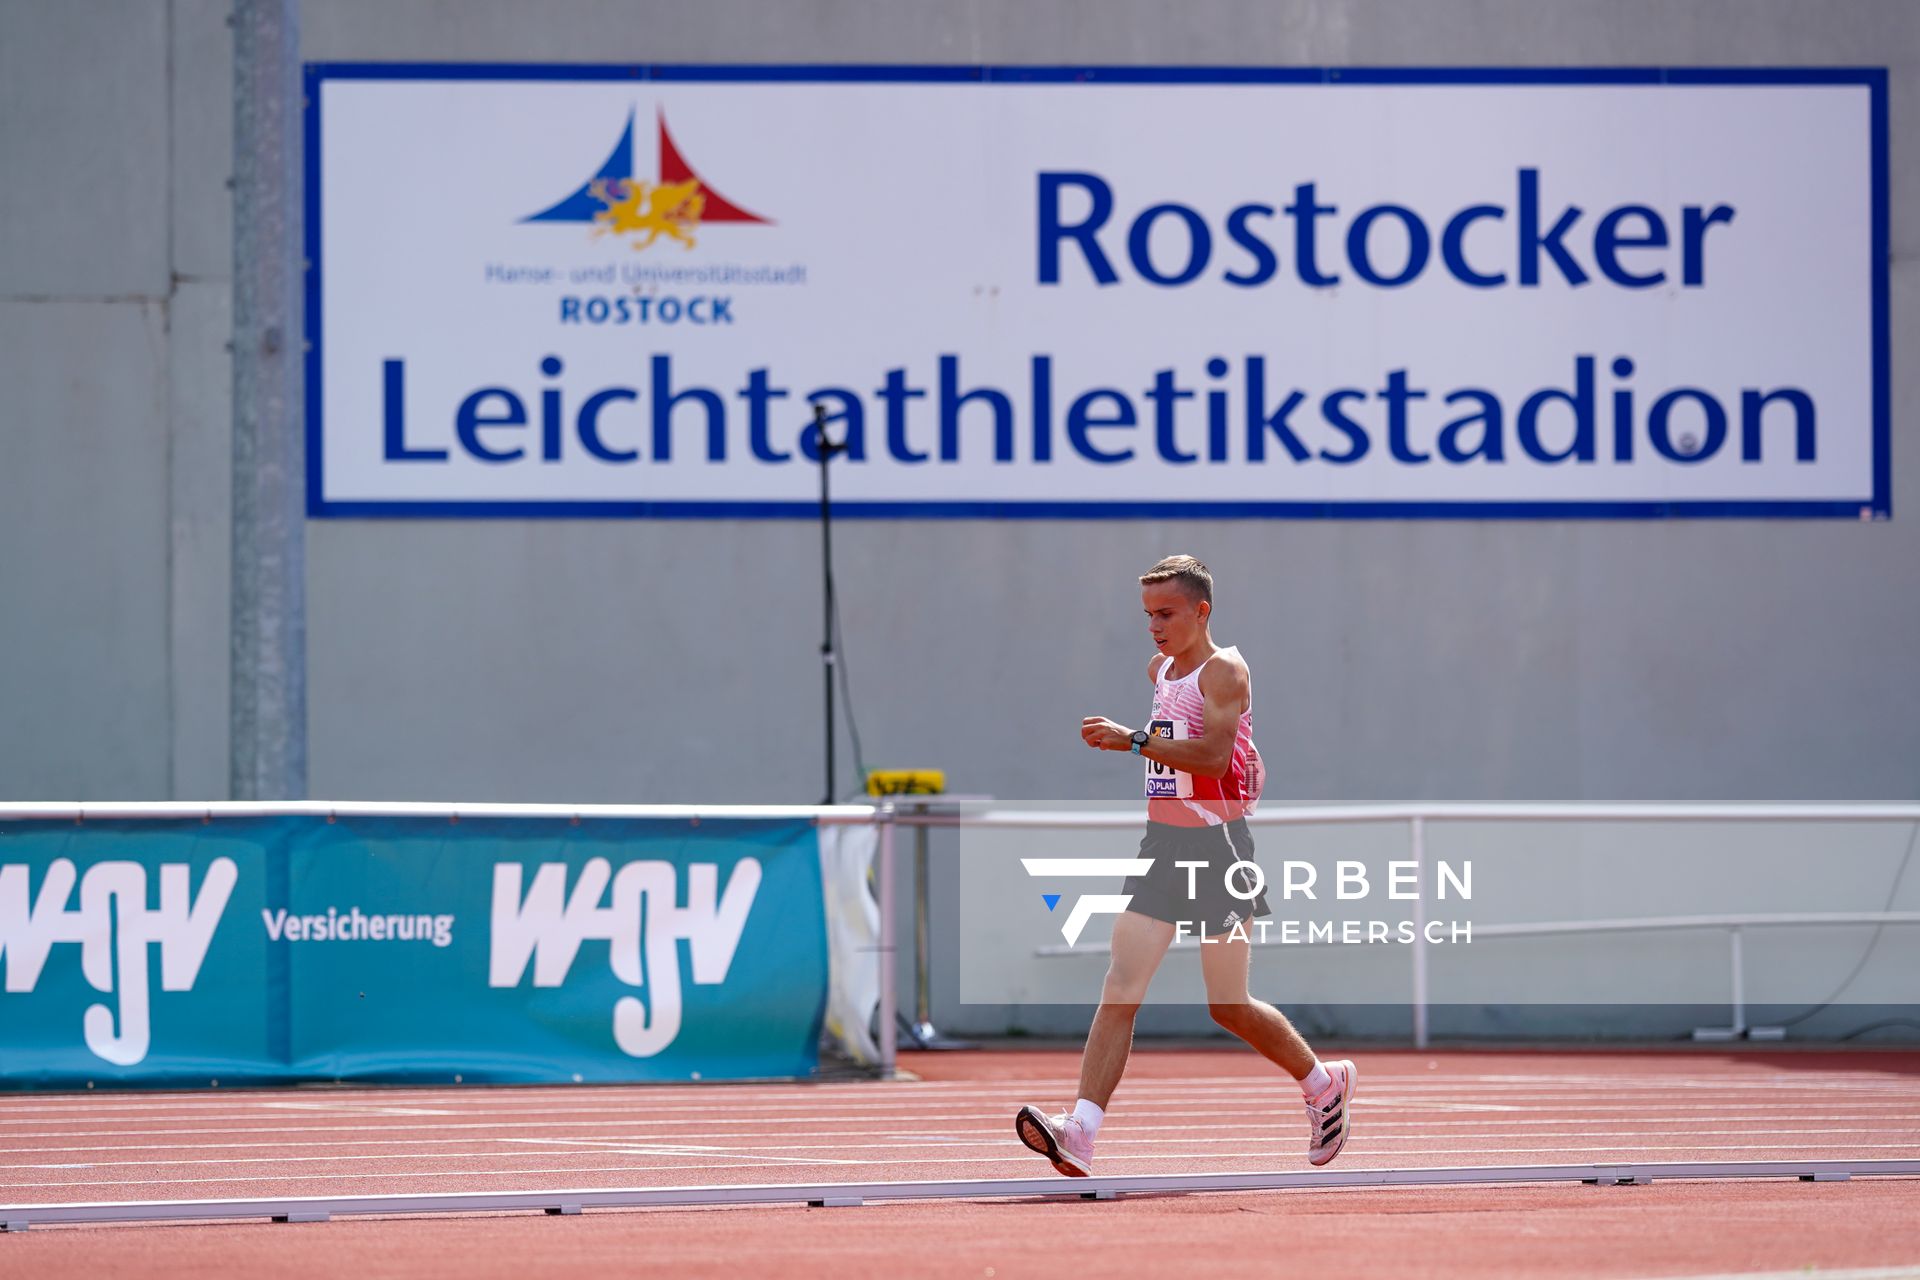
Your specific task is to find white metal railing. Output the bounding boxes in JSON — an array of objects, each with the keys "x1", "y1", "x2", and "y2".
[
  {"x1": 954, "y1": 803, "x2": 1920, "y2": 827},
  {"x1": 0, "y1": 801, "x2": 882, "y2": 823},
  {"x1": 1002, "y1": 803, "x2": 1920, "y2": 1047},
  {"x1": 1475, "y1": 912, "x2": 1920, "y2": 1041},
  {"x1": 1036, "y1": 909, "x2": 1920, "y2": 1043}
]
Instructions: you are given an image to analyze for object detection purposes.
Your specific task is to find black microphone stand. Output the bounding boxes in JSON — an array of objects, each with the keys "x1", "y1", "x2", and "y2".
[{"x1": 814, "y1": 401, "x2": 845, "y2": 804}]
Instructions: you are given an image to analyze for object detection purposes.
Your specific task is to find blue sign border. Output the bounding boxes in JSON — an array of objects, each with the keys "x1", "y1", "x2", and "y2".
[{"x1": 302, "y1": 64, "x2": 1891, "y2": 521}]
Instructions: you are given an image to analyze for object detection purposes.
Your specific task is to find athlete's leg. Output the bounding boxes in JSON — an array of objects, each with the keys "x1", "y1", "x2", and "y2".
[
  {"x1": 1078, "y1": 910, "x2": 1176, "y2": 1106},
  {"x1": 1200, "y1": 934, "x2": 1358, "y2": 1165},
  {"x1": 1015, "y1": 910, "x2": 1175, "y2": 1176},
  {"x1": 1197, "y1": 932, "x2": 1316, "y2": 1079}
]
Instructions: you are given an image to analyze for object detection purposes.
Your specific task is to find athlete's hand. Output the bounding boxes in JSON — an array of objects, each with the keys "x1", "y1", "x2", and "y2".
[{"x1": 1080, "y1": 717, "x2": 1132, "y2": 751}]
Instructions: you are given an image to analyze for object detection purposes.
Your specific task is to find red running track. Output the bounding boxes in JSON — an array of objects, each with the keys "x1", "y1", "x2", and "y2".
[{"x1": 1, "y1": 1047, "x2": 1917, "y2": 1279}]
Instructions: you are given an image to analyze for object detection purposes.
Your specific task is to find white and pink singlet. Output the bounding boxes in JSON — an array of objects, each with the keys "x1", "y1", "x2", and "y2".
[{"x1": 1144, "y1": 645, "x2": 1264, "y2": 828}]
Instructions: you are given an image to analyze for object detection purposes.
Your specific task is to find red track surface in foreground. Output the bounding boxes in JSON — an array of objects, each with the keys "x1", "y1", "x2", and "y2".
[{"x1": 1, "y1": 1047, "x2": 1917, "y2": 1278}]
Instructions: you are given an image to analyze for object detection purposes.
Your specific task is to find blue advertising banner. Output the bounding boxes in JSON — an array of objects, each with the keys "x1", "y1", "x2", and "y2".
[{"x1": 0, "y1": 814, "x2": 829, "y2": 1086}]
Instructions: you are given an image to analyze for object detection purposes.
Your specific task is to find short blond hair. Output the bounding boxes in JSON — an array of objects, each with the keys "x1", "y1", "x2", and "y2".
[{"x1": 1139, "y1": 554, "x2": 1213, "y2": 606}]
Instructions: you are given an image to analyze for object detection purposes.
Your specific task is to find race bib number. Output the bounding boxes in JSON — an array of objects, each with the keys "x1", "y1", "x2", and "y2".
[{"x1": 1144, "y1": 719, "x2": 1193, "y2": 799}]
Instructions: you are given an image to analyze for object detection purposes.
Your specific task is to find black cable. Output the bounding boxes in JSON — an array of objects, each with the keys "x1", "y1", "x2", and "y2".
[
  {"x1": 1838, "y1": 1018, "x2": 1920, "y2": 1041},
  {"x1": 1770, "y1": 820, "x2": 1918, "y2": 1029},
  {"x1": 827, "y1": 563, "x2": 870, "y2": 799}
]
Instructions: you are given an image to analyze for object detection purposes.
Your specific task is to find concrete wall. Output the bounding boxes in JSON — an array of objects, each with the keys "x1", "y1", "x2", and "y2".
[
  {"x1": 3, "y1": 0, "x2": 1913, "y2": 810},
  {"x1": 2, "y1": 1, "x2": 1915, "y2": 1041},
  {"x1": 0, "y1": 0, "x2": 231, "y2": 801}
]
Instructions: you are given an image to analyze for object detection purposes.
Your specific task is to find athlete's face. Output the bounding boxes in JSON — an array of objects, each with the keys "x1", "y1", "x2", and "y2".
[{"x1": 1142, "y1": 581, "x2": 1210, "y2": 654}]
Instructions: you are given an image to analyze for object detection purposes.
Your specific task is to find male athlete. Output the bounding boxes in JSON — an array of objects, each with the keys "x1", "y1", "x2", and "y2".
[{"x1": 1015, "y1": 555, "x2": 1357, "y2": 1176}]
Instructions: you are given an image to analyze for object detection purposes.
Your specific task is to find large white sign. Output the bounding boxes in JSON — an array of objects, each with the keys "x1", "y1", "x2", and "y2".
[{"x1": 308, "y1": 68, "x2": 1887, "y2": 518}]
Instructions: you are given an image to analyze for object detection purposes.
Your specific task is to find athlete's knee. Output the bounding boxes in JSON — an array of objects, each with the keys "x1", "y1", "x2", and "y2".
[
  {"x1": 1209, "y1": 1000, "x2": 1258, "y2": 1035},
  {"x1": 1097, "y1": 1000, "x2": 1143, "y2": 1024},
  {"x1": 1101, "y1": 964, "x2": 1155, "y2": 1005}
]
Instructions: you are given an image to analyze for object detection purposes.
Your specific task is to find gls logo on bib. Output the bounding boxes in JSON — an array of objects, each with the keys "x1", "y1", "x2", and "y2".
[
  {"x1": 489, "y1": 858, "x2": 759, "y2": 1057},
  {"x1": 0, "y1": 859, "x2": 238, "y2": 1065},
  {"x1": 1144, "y1": 718, "x2": 1194, "y2": 799}
]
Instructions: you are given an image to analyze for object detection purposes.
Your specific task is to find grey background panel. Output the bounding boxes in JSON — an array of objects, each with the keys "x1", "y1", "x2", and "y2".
[
  {"x1": 305, "y1": 521, "x2": 827, "y2": 802},
  {"x1": 171, "y1": 0, "x2": 237, "y2": 283},
  {"x1": 167, "y1": 279, "x2": 233, "y2": 801},
  {"x1": 0, "y1": 1, "x2": 171, "y2": 299},
  {"x1": 0, "y1": 299, "x2": 172, "y2": 798}
]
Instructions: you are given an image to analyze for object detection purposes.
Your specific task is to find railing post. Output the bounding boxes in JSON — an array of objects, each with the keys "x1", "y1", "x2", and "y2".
[
  {"x1": 877, "y1": 803, "x2": 899, "y2": 1077},
  {"x1": 915, "y1": 812, "x2": 932, "y2": 1039},
  {"x1": 1411, "y1": 815, "x2": 1429, "y2": 1050},
  {"x1": 1729, "y1": 926, "x2": 1746, "y2": 1037}
]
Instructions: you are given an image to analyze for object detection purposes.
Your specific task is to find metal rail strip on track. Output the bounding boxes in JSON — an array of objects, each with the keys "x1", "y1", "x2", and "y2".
[{"x1": 4, "y1": 1159, "x2": 1917, "y2": 1230}]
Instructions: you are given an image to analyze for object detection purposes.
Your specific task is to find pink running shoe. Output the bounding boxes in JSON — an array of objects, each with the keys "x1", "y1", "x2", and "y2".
[
  {"x1": 1014, "y1": 1104, "x2": 1094, "y2": 1177},
  {"x1": 1305, "y1": 1059, "x2": 1357, "y2": 1167}
]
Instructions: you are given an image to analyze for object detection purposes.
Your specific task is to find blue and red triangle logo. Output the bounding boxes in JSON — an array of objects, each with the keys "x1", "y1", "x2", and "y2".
[{"x1": 524, "y1": 108, "x2": 768, "y2": 250}]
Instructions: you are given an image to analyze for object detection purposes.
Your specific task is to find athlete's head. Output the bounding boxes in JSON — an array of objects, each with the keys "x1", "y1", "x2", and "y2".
[{"x1": 1139, "y1": 554, "x2": 1213, "y2": 653}]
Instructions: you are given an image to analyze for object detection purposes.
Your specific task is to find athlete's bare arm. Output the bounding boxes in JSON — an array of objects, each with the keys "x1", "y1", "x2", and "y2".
[
  {"x1": 1076, "y1": 654, "x2": 1165, "y2": 751},
  {"x1": 1187, "y1": 655, "x2": 1250, "y2": 775},
  {"x1": 1079, "y1": 652, "x2": 1247, "y2": 779}
]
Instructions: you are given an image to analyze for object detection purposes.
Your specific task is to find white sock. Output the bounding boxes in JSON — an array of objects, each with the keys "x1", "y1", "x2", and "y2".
[
  {"x1": 1071, "y1": 1098, "x2": 1105, "y2": 1140},
  {"x1": 1299, "y1": 1061, "x2": 1332, "y2": 1099}
]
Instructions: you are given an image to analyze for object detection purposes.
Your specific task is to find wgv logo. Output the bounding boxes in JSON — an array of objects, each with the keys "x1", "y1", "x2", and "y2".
[
  {"x1": 0, "y1": 859, "x2": 238, "y2": 1065},
  {"x1": 488, "y1": 858, "x2": 759, "y2": 1057},
  {"x1": 1021, "y1": 856, "x2": 1151, "y2": 947}
]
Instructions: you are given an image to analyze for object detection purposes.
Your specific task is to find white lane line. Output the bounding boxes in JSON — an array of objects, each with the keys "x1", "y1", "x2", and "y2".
[
  {"x1": 1365, "y1": 1101, "x2": 1528, "y2": 1112},
  {"x1": 5, "y1": 1100, "x2": 1919, "y2": 1143},
  {"x1": 0, "y1": 1138, "x2": 866, "y2": 1173},
  {"x1": 2, "y1": 1109, "x2": 1916, "y2": 1145},
  {"x1": 8, "y1": 1090, "x2": 1920, "y2": 1122},
  {"x1": 0, "y1": 1075, "x2": 1911, "y2": 1116},
  {"x1": 254, "y1": 1102, "x2": 463, "y2": 1117},
  {"x1": 7, "y1": 1082, "x2": 1889, "y2": 1113},
  {"x1": 495, "y1": 1131, "x2": 1920, "y2": 1156},
  {"x1": 0, "y1": 1146, "x2": 856, "y2": 1173},
  {"x1": 0, "y1": 1082, "x2": 1904, "y2": 1113},
  {"x1": 490, "y1": 1138, "x2": 859, "y2": 1166},
  {"x1": 0, "y1": 1092, "x2": 1909, "y2": 1129},
  {"x1": 1626, "y1": 1268, "x2": 1920, "y2": 1280},
  {"x1": 8, "y1": 1143, "x2": 1920, "y2": 1192},
  {"x1": 0, "y1": 1153, "x2": 1324, "y2": 1191},
  {"x1": 0, "y1": 1131, "x2": 1912, "y2": 1174},
  {"x1": 6, "y1": 1119, "x2": 1916, "y2": 1159}
]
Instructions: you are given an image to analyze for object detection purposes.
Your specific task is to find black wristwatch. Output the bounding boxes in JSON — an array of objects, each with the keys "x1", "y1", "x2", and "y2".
[{"x1": 1129, "y1": 729, "x2": 1150, "y2": 755}]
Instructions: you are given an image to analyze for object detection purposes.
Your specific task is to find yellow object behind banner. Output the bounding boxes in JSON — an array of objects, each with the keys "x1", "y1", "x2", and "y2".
[{"x1": 866, "y1": 769, "x2": 946, "y2": 796}]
